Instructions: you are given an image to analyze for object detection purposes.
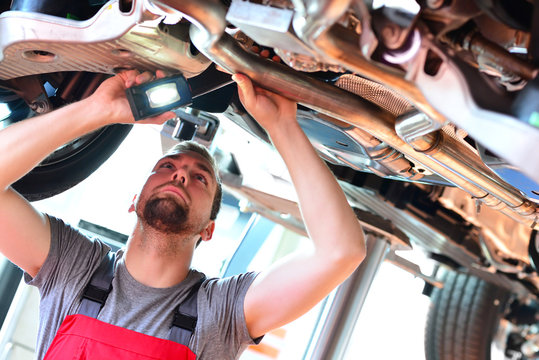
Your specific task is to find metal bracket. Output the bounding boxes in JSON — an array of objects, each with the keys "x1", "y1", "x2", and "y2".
[{"x1": 385, "y1": 251, "x2": 443, "y2": 288}]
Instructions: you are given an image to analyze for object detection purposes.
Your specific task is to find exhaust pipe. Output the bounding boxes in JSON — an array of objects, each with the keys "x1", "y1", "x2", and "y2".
[
  {"x1": 291, "y1": 0, "x2": 446, "y2": 130},
  {"x1": 317, "y1": 114, "x2": 423, "y2": 181},
  {"x1": 156, "y1": 0, "x2": 537, "y2": 227},
  {"x1": 151, "y1": 0, "x2": 226, "y2": 48},
  {"x1": 188, "y1": 28, "x2": 537, "y2": 227},
  {"x1": 296, "y1": 0, "x2": 539, "y2": 186}
]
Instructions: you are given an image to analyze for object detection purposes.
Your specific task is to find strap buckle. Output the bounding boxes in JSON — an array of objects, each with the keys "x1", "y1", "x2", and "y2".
[
  {"x1": 82, "y1": 284, "x2": 112, "y2": 307},
  {"x1": 172, "y1": 311, "x2": 197, "y2": 331}
]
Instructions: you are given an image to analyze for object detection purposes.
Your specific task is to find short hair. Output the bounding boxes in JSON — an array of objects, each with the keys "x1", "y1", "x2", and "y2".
[{"x1": 165, "y1": 141, "x2": 222, "y2": 220}]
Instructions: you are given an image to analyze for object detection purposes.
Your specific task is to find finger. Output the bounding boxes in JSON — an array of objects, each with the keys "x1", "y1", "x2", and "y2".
[
  {"x1": 135, "y1": 71, "x2": 155, "y2": 85},
  {"x1": 254, "y1": 86, "x2": 281, "y2": 100},
  {"x1": 254, "y1": 86, "x2": 271, "y2": 95},
  {"x1": 140, "y1": 111, "x2": 176, "y2": 125},
  {"x1": 156, "y1": 70, "x2": 169, "y2": 79},
  {"x1": 120, "y1": 69, "x2": 140, "y2": 88},
  {"x1": 255, "y1": 85, "x2": 289, "y2": 101},
  {"x1": 232, "y1": 74, "x2": 256, "y2": 108},
  {"x1": 154, "y1": 111, "x2": 176, "y2": 124}
]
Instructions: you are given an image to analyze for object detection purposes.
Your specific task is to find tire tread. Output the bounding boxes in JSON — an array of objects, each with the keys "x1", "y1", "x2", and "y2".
[{"x1": 425, "y1": 268, "x2": 509, "y2": 360}]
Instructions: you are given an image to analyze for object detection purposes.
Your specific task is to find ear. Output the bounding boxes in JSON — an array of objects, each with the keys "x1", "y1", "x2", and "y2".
[
  {"x1": 128, "y1": 194, "x2": 137, "y2": 213},
  {"x1": 199, "y1": 221, "x2": 215, "y2": 242}
]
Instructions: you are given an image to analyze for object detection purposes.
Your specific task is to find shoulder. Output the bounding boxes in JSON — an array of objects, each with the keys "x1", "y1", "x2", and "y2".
[
  {"x1": 201, "y1": 272, "x2": 259, "y2": 293},
  {"x1": 47, "y1": 215, "x2": 102, "y2": 245},
  {"x1": 27, "y1": 214, "x2": 111, "y2": 288},
  {"x1": 193, "y1": 272, "x2": 262, "y2": 356},
  {"x1": 198, "y1": 272, "x2": 259, "y2": 307}
]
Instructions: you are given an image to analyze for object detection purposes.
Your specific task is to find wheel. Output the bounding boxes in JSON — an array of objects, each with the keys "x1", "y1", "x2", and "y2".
[
  {"x1": 425, "y1": 267, "x2": 510, "y2": 360},
  {"x1": 1, "y1": 88, "x2": 132, "y2": 201},
  {"x1": 12, "y1": 124, "x2": 132, "y2": 201}
]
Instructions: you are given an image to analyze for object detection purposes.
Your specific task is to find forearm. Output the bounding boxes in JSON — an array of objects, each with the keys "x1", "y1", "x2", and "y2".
[
  {"x1": 236, "y1": 74, "x2": 367, "y2": 338},
  {"x1": 270, "y1": 121, "x2": 366, "y2": 262},
  {"x1": 0, "y1": 97, "x2": 109, "y2": 191},
  {"x1": 231, "y1": 72, "x2": 364, "y2": 259},
  {"x1": 244, "y1": 121, "x2": 366, "y2": 337}
]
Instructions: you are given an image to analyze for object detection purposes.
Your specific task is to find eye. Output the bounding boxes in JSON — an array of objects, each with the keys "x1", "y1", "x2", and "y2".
[
  {"x1": 194, "y1": 173, "x2": 208, "y2": 184},
  {"x1": 160, "y1": 162, "x2": 175, "y2": 169}
]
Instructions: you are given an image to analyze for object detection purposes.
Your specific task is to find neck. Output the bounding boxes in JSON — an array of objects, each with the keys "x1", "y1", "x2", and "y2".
[{"x1": 124, "y1": 221, "x2": 196, "y2": 288}]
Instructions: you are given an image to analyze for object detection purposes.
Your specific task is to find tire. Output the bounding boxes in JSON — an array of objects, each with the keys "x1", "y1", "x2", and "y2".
[
  {"x1": 1, "y1": 78, "x2": 132, "y2": 202},
  {"x1": 11, "y1": 124, "x2": 132, "y2": 201},
  {"x1": 425, "y1": 268, "x2": 510, "y2": 360}
]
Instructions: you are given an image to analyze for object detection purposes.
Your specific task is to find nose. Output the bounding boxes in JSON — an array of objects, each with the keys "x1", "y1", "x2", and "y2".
[{"x1": 172, "y1": 168, "x2": 188, "y2": 185}]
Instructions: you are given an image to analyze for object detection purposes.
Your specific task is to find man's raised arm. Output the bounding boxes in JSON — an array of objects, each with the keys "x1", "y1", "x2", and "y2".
[
  {"x1": 234, "y1": 74, "x2": 366, "y2": 339},
  {"x1": 0, "y1": 71, "x2": 173, "y2": 277}
]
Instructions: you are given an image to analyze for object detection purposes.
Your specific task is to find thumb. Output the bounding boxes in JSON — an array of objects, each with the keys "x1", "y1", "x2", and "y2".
[
  {"x1": 232, "y1": 74, "x2": 256, "y2": 108},
  {"x1": 138, "y1": 111, "x2": 176, "y2": 125}
]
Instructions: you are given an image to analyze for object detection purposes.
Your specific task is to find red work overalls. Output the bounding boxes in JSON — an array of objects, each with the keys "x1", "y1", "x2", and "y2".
[
  {"x1": 43, "y1": 252, "x2": 202, "y2": 359},
  {"x1": 43, "y1": 314, "x2": 197, "y2": 360}
]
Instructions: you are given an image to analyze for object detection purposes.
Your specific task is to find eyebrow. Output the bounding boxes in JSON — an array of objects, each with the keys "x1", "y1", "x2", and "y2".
[{"x1": 163, "y1": 154, "x2": 216, "y2": 183}]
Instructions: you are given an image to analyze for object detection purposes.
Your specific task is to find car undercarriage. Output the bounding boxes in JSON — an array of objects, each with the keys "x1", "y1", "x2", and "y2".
[{"x1": 1, "y1": 0, "x2": 538, "y2": 358}]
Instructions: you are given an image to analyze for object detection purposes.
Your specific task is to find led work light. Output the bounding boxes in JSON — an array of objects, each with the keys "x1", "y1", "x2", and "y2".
[{"x1": 126, "y1": 74, "x2": 192, "y2": 121}]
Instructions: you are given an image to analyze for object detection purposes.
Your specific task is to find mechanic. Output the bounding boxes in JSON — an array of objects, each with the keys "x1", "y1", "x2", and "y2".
[{"x1": 0, "y1": 70, "x2": 366, "y2": 359}]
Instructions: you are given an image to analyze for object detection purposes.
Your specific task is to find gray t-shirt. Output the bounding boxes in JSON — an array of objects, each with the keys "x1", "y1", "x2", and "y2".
[{"x1": 25, "y1": 216, "x2": 260, "y2": 360}]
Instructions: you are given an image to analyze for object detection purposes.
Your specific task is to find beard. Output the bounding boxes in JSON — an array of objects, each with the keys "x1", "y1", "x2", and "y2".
[{"x1": 141, "y1": 196, "x2": 192, "y2": 234}]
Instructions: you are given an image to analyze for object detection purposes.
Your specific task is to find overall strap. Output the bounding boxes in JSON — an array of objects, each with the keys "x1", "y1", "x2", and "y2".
[
  {"x1": 79, "y1": 251, "x2": 116, "y2": 318},
  {"x1": 169, "y1": 276, "x2": 206, "y2": 346}
]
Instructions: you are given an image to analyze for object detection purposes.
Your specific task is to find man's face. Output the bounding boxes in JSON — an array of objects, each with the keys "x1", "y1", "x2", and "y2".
[{"x1": 134, "y1": 151, "x2": 218, "y2": 237}]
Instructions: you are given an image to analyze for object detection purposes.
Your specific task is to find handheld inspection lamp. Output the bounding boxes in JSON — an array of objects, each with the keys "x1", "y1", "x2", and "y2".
[
  {"x1": 125, "y1": 70, "x2": 234, "y2": 121},
  {"x1": 125, "y1": 74, "x2": 192, "y2": 121}
]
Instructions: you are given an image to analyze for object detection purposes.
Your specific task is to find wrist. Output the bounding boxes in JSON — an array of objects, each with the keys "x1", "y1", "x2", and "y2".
[
  {"x1": 268, "y1": 119, "x2": 302, "y2": 147},
  {"x1": 80, "y1": 95, "x2": 117, "y2": 128}
]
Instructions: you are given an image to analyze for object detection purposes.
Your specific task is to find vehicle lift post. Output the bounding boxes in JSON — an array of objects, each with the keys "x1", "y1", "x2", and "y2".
[{"x1": 306, "y1": 234, "x2": 391, "y2": 360}]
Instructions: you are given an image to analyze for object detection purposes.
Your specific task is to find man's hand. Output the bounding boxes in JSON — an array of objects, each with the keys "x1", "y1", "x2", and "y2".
[
  {"x1": 0, "y1": 69, "x2": 177, "y2": 278},
  {"x1": 89, "y1": 69, "x2": 176, "y2": 126},
  {"x1": 232, "y1": 73, "x2": 297, "y2": 137},
  {"x1": 0, "y1": 69, "x2": 176, "y2": 191}
]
